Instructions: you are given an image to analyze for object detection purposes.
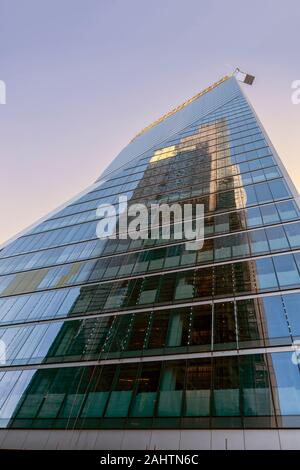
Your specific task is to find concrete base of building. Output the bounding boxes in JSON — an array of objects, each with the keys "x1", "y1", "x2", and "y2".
[{"x1": 0, "y1": 429, "x2": 300, "y2": 450}]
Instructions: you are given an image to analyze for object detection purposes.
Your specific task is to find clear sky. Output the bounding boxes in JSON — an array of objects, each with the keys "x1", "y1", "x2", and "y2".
[{"x1": 0, "y1": 0, "x2": 300, "y2": 244}]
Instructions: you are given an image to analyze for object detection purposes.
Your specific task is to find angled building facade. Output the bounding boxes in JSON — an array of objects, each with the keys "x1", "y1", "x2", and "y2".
[{"x1": 1, "y1": 75, "x2": 300, "y2": 449}]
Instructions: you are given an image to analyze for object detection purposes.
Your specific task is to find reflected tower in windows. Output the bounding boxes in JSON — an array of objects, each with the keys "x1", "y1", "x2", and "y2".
[{"x1": 1, "y1": 74, "x2": 300, "y2": 449}]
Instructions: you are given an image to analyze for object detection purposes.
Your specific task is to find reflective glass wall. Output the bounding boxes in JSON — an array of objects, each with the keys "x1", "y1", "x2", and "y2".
[{"x1": 1, "y1": 76, "x2": 300, "y2": 431}]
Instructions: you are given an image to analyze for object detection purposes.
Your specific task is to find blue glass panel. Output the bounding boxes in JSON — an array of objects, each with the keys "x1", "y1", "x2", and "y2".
[
  {"x1": 271, "y1": 352, "x2": 300, "y2": 415},
  {"x1": 283, "y1": 293, "x2": 300, "y2": 337},
  {"x1": 260, "y1": 296, "x2": 290, "y2": 340},
  {"x1": 255, "y1": 258, "x2": 278, "y2": 290},
  {"x1": 273, "y1": 255, "x2": 300, "y2": 287}
]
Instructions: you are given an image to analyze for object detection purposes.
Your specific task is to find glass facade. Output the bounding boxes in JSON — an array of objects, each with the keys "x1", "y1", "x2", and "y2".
[{"x1": 1, "y1": 75, "x2": 300, "y2": 433}]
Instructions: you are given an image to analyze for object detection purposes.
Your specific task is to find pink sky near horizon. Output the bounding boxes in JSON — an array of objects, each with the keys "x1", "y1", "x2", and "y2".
[{"x1": 0, "y1": 0, "x2": 300, "y2": 245}]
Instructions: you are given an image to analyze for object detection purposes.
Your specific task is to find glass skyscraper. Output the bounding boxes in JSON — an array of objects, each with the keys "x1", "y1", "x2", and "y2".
[{"x1": 1, "y1": 75, "x2": 300, "y2": 449}]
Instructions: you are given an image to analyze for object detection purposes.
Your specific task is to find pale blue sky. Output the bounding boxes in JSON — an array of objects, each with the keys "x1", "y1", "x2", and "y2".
[{"x1": 0, "y1": 0, "x2": 300, "y2": 243}]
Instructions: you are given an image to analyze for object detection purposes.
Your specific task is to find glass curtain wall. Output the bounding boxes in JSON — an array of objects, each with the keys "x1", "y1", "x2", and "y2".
[{"x1": 0, "y1": 76, "x2": 300, "y2": 431}]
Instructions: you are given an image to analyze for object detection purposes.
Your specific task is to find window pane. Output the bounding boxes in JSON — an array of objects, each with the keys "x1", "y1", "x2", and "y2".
[
  {"x1": 254, "y1": 182, "x2": 272, "y2": 203},
  {"x1": 277, "y1": 200, "x2": 299, "y2": 221},
  {"x1": 260, "y1": 204, "x2": 280, "y2": 224},
  {"x1": 158, "y1": 362, "x2": 185, "y2": 417},
  {"x1": 273, "y1": 255, "x2": 300, "y2": 287},
  {"x1": 249, "y1": 230, "x2": 269, "y2": 255},
  {"x1": 284, "y1": 222, "x2": 300, "y2": 248},
  {"x1": 127, "y1": 314, "x2": 150, "y2": 351},
  {"x1": 185, "y1": 359, "x2": 211, "y2": 416},
  {"x1": 174, "y1": 272, "x2": 194, "y2": 300},
  {"x1": 105, "y1": 365, "x2": 138, "y2": 418},
  {"x1": 148, "y1": 311, "x2": 169, "y2": 350},
  {"x1": 237, "y1": 299, "x2": 264, "y2": 347},
  {"x1": 266, "y1": 226, "x2": 289, "y2": 251},
  {"x1": 283, "y1": 293, "x2": 300, "y2": 337},
  {"x1": 240, "y1": 354, "x2": 273, "y2": 416},
  {"x1": 213, "y1": 356, "x2": 240, "y2": 416},
  {"x1": 190, "y1": 305, "x2": 212, "y2": 349},
  {"x1": 269, "y1": 180, "x2": 290, "y2": 200},
  {"x1": 130, "y1": 364, "x2": 160, "y2": 417},
  {"x1": 259, "y1": 296, "x2": 290, "y2": 344},
  {"x1": 271, "y1": 352, "x2": 300, "y2": 415},
  {"x1": 246, "y1": 207, "x2": 262, "y2": 228},
  {"x1": 166, "y1": 309, "x2": 189, "y2": 348},
  {"x1": 256, "y1": 258, "x2": 278, "y2": 290},
  {"x1": 214, "y1": 302, "x2": 236, "y2": 350}
]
